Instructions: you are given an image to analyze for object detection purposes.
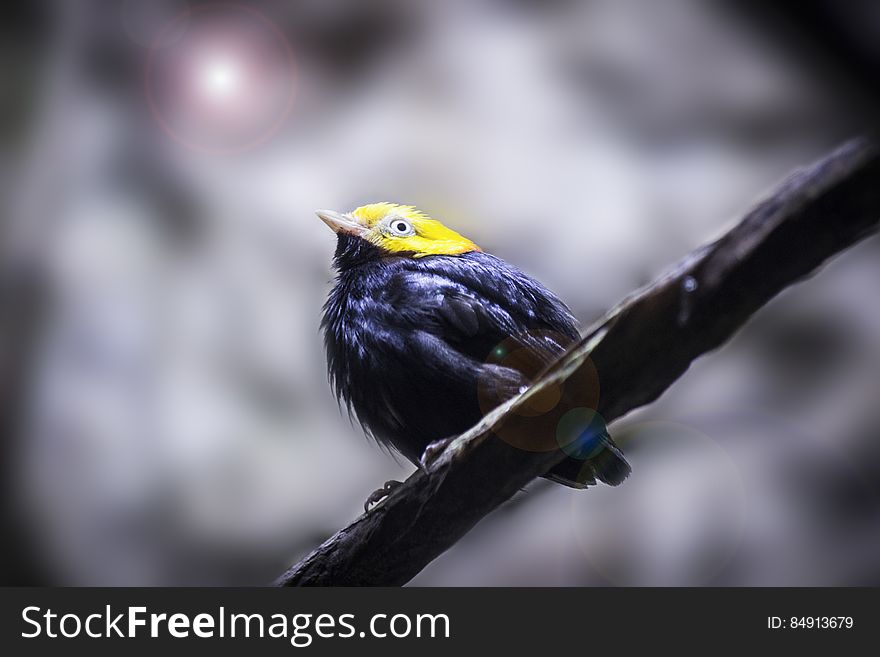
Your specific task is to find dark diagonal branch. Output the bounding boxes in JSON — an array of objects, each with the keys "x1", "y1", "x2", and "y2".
[{"x1": 277, "y1": 137, "x2": 880, "y2": 586}]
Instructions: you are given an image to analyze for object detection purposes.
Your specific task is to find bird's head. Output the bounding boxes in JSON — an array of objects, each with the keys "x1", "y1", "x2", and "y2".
[{"x1": 316, "y1": 202, "x2": 480, "y2": 261}]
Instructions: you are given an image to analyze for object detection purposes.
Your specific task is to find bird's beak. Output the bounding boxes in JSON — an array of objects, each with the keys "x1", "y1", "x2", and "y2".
[{"x1": 316, "y1": 209, "x2": 367, "y2": 236}]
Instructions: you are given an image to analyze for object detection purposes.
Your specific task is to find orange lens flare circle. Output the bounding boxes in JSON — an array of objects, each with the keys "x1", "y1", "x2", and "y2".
[{"x1": 477, "y1": 330, "x2": 601, "y2": 453}]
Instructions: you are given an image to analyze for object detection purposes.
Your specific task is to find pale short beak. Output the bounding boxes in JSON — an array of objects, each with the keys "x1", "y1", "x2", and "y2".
[{"x1": 316, "y1": 209, "x2": 366, "y2": 236}]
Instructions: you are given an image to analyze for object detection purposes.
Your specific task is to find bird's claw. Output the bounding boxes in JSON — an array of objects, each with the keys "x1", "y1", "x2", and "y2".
[
  {"x1": 420, "y1": 435, "x2": 455, "y2": 470},
  {"x1": 364, "y1": 480, "x2": 403, "y2": 513}
]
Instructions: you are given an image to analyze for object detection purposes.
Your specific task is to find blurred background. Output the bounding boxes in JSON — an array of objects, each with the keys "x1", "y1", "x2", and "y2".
[{"x1": 1, "y1": 0, "x2": 879, "y2": 586}]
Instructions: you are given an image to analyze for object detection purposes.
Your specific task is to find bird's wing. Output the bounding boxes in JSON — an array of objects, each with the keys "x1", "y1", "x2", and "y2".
[
  {"x1": 379, "y1": 265, "x2": 579, "y2": 407},
  {"x1": 386, "y1": 269, "x2": 559, "y2": 360}
]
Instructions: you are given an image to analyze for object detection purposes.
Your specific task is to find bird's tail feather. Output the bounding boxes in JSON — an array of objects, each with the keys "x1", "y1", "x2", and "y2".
[
  {"x1": 544, "y1": 433, "x2": 631, "y2": 488},
  {"x1": 590, "y1": 440, "x2": 631, "y2": 486}
]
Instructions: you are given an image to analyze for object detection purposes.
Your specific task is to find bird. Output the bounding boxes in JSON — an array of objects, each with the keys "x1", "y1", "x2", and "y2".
[{"x1": 318, "y1": 202, "x2": 630, "y2": 507}]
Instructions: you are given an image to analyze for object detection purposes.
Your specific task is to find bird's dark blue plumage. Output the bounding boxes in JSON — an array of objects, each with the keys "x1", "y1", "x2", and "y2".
[{"x1": 322, "y1": 233, "x2": 630, "y2": 487}]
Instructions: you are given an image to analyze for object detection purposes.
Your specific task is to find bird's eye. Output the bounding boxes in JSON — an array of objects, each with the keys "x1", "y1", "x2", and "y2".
[{"x1": 388, "y1": 219, "x2": 415, "y2": 236}]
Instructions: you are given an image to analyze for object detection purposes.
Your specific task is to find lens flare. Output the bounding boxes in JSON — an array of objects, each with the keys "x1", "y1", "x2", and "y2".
[
  {"x1": 476, "y1": 330, "x2": 601, "y2": 453},
  {"x1": 556, "y1": 407, "x2": 607, "y2": 460},
  {"x1": 200, "y1": 58, "x2": 240, "y2": 99},
  {"x1": 144, "y1": 3, "x2": 296, "y2": 154}
]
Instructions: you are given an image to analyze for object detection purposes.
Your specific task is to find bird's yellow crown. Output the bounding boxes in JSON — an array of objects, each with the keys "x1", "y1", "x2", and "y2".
[{"x1": 317, "y1": 202, "x2": 480, "y2": 258}]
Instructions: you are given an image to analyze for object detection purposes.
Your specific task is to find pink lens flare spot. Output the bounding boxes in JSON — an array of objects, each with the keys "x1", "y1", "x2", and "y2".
[
  {"x1": 199, "y1": 57, "x2": 241, "y2": 99},
  {"x1": 145, "y1": 2, "x2": 296, "y2": 154}
]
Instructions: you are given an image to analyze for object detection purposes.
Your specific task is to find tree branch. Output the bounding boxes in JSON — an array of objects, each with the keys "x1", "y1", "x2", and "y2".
[{"x1": 276, "y1": 137, "x2": 880, "y2": 586}]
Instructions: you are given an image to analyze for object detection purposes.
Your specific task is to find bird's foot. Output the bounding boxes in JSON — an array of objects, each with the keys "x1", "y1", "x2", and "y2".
[
  {"x1": 420, "y1": 435, "x2": 456, "y2": 470},
  {"x1": 364, "y1": 480, "x2": 403, "y2": 513}
]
